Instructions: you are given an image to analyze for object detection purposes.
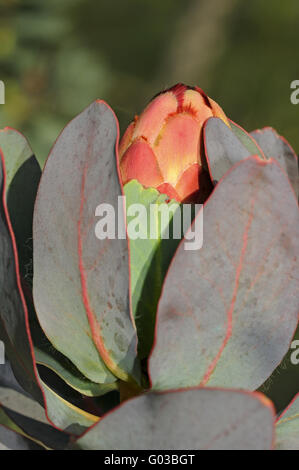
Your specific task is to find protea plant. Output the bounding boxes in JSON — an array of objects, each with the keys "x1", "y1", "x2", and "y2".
[
  {"x1": 120, "y1": 84, "x2": 229, "y2": 203},
  {"x1": 0, "y1": 84, "x2": 298, "y2": 450}
]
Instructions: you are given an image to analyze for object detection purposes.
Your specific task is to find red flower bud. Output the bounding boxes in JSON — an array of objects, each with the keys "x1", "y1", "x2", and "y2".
[{"x1": 119, "y1": 83, "x2": 229, "y2": 202}]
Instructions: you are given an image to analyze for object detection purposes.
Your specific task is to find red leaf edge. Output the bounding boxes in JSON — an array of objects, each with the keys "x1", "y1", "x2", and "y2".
[{"x1": 148, "y1": 155, "x2": 299, "y2": 389}]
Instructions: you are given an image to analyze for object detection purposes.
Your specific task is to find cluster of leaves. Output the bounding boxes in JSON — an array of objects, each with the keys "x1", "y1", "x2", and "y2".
[{"x1": 0, "y1": 102, "x2": 298, "y2": 450}]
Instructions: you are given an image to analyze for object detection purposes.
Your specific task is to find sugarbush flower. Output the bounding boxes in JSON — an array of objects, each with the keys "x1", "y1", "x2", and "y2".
[{"x1": 119, "y1": 83, "x2": 229, "y2": 202}]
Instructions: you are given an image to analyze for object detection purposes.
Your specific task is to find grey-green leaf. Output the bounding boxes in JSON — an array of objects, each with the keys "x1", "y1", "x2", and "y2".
[
  {"x1": 33, "y1": 101, "x2": 140, "y2": 385},
  {"x1": 0, "y1": 144, "x2": 100, "y2": 433},
  {"x1": 150, "y1": 156, "x2": 299, "y2": 391},
  {"x1": 73, "y1": 388, "x2": 274, "y2": 450}
]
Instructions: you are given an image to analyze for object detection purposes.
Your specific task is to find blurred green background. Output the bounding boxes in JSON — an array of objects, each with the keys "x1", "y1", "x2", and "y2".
[
  {"x1": 0, "y1": 0, "x2": 298, "y2": 411},
  {"x1": 0, "y1": 0, "x2": 298, "y2": 166}
]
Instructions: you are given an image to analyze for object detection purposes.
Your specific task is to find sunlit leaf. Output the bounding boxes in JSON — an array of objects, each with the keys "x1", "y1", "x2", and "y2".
[
  {"x1": 0, "y1": 144, "x2": 99, "y2": 432},
  {"x1": 33, "y1": 101, "x2": 140, "y2": 384},
  {"x1": 150, "y1": 156, "x2": 299, "y2": 391}
]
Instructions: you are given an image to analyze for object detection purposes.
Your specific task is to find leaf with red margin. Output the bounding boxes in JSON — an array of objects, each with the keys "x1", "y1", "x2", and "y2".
[
  {"x1": 0, "y1": 148, "x2": 101, "y2": 433},
  {"x1": 203, "y1": 117, "x2": 252, "y2": 184},
  {"x1": 0, "y1": 151, "x2": 43, "y2": 404},
  {"x1": 0, "y1": 128, "x2": 41, "y2": 282},
  {"x1": 72, "y1": 388, "x2": 275, "y2": 450},
  {"x1": 149, "y1": 156, "x2": 299, "y2": 391},
  {"x1": 0, "y1": 129, "x2": 100, "y2": 400},
  {"x1": 251, "y1": 127, "x2": 299, "y2": 199},
  {"x1": 275, "y1": 394, "x2": 299, "y2": 450},
  {"x1": 33, "y1": 101, "x2": 140, "y2": 385}
]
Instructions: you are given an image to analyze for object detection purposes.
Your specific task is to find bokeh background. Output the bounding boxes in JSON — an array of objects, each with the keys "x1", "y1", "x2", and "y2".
[
  {"x1": 0, "y1": 0, "x2": 298, "y2": 411},
  {"x1": 1, "y1": 0, "x2": 299, "y2": 166}
]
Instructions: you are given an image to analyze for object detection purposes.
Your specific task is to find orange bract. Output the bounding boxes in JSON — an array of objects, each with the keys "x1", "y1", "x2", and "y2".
[{"x1": 119, "y1": 83, "x2": 229, "y2": 202}]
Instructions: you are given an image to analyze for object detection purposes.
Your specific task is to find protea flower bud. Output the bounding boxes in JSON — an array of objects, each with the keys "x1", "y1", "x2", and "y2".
[{"x1": 119, "y1": 83, "x2": 229, "y2": 202}]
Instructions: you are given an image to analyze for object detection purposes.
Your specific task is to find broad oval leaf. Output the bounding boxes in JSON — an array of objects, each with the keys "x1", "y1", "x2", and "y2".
[
  {"x1": 33, "y1": 101, "x2": 140, "y2": 385},
  {"x1": 275, "y1": 394, "x2": 299, "y2": 450},
  {"x1": 0, "y1": 152, "x2": 99, "y2": 432},
  {"x1": 150, "y1": 156, "x2": 299, "y2": 391},
  {"x1": 204, "y1": 117, "x2": 252, "y2": 184},
  {"x1": 73, "y1": 388, "x2": 275, "y2": 450},
  {"x1": 251, "y1": 127, "x2": 299, "y2": 198}
]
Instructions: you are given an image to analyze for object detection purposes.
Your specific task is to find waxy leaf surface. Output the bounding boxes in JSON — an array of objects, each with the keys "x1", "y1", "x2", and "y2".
[
  {"x1": 74, "y1": 388, "x2": 274, "y2": 450},
  {"x1": 0, "y1": 138, "x2": 101, "y2": 433},
  {"x1": 150, "y1": 156, "x2": 299, "y2": 391},
  {"x1": 251, "y1": 127, "x2": 299, "y2": 198},
  {"x1": 33, "y1": 101, "x2": 140, "y2": 384}
]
